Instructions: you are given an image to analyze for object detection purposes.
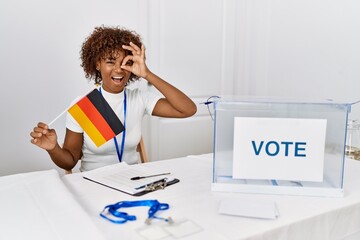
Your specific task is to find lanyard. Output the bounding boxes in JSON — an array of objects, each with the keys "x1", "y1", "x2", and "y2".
[
  {"x1": 99, "y1": 86, "x2": 126, "y2": 162},
  {"x1": 100, "y1": 200, "x2": 171, "y2": 224}
]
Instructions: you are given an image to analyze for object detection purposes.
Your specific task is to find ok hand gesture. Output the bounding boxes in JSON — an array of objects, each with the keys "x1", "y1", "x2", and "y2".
[{"x1": 121, "y1": 42, "x2": 150, "y2": 79}]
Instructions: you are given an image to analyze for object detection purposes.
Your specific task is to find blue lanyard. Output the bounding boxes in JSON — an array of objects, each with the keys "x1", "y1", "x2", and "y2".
[
  {"x1": 99, "y1": 87, "x2": 126, "y2": 162},
  {"x1": 100, "y1": 200, "x2": 171, "y2": 224}
]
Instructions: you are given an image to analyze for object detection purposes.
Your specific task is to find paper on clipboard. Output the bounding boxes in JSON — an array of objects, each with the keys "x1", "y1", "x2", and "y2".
[{"x1": 82, "y1": 162, "x2": 179, "y2": 196}]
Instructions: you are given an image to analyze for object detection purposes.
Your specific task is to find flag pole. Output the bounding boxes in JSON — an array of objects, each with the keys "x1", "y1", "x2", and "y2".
[
  {"x1": 48, "y1": 107, "x2": 69, "y2": 126},
  {"x1": 48, "y1": 86, "x2": 97, "y2": 127}
]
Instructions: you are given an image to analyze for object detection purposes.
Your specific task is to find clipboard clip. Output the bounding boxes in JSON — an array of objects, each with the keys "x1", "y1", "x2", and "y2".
[
  {"x1": 135, "y1": 178, "x2": 168, "y2": 191},
  {"x1": 133, "y1": 178, "x2": 180, "y2": 196},
  {"x1": 144, "y1": 178, "x2": 167, "y2": 192}
]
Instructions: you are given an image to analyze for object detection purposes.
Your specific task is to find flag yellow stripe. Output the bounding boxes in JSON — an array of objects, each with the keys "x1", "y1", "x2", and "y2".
[{"x1": 68, "y1": 104, "x2": 106, "y2": 147}]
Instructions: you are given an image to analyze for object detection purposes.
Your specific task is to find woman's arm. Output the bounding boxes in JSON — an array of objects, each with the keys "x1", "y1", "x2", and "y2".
[
  {"x1": 31, "y1": 123, "x2": 83, "y2": 170},
  {"x1": 48, "y1": 129, "x2": 83, "y2": 170},
  {"x1": 144, "y1": 72, "x2": 197, "y2": 118},
  {"x1": 121, "y1": 42, "x2": 197, "y2": 118}
]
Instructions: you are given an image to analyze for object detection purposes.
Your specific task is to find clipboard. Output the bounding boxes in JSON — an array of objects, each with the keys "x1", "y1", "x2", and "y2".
[{"x1": 82, "y1": 162, "x2": 179, "y2": 196}]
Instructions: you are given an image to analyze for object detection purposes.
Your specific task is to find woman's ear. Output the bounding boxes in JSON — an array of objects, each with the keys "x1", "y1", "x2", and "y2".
[{"x1": 96, "y1": 61, "x2": 100, "y2": 71}]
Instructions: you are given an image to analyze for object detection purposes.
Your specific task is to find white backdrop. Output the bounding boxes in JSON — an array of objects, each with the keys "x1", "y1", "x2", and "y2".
[{"x1": 1, "y1": 0, "x2": 360, "y2": 176}]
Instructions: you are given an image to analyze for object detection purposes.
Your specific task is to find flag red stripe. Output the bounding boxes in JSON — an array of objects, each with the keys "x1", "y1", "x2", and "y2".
[
  {"x1": 68, "y1": 104, "x2": 106, "y2": 147},
  {"x1": 76, "y1": 96, "x2": 116, "y2": 141}
]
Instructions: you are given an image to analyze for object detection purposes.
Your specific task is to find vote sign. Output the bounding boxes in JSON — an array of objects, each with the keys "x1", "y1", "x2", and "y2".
[{"x1": 232, "y1": 117, "x2": 327, "y2": 182}]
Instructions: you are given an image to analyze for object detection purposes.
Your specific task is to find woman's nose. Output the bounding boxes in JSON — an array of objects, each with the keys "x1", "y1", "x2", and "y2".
[{"x1": 114, "y1": 63, "x2": 123, "y2": 72}]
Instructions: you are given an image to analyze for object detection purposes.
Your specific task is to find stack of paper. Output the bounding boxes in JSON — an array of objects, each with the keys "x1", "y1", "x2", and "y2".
[{"x1": 82, "y1": 162, "x2": 179, "y2": 196}]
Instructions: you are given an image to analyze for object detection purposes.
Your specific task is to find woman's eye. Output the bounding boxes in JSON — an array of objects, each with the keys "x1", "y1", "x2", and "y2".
[
  {"x1": 125, "y1": 60, "x2": 133, "y2": 66},
  {"x1": 105, "y1": 58, "x2": 115, "y2": 64}
]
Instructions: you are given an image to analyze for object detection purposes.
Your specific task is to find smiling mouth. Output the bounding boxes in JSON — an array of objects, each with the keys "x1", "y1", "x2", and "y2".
[{"x1": 112, "y1": 76, "x2": 124, "y2": 82}]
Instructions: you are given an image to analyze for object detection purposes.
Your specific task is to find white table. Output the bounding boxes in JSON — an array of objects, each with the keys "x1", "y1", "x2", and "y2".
[
  {"x1": 62, "y1": 154, "x2": 360, "y2": 240},
  {"x1": 0, "y1": 169, "x2": 105, "y2": 240}
]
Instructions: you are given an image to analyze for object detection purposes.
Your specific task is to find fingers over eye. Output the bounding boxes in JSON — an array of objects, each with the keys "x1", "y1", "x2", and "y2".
[{"x1": 121, "y1": 55, "x2": 133, "y2": 66}]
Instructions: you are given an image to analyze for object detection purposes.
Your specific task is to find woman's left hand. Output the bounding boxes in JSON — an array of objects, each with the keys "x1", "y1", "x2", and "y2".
[{"x1": 121, "y1": 42, "x2": 150, "y2": 79}]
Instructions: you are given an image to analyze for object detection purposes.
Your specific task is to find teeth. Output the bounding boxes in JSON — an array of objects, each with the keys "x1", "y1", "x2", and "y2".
[{"x1": 112, "y1": 76, "x2": 124, "y2": 80}]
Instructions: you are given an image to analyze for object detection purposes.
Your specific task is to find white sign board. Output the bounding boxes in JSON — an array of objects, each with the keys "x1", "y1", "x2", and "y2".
[{"x1": 233, "y1": 117, "x2": 327, "y2": 182}]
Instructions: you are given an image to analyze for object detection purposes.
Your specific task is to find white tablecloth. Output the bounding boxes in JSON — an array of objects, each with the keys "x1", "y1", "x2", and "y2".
[
  {"x1": 0, "y1": 169, "x2": 105, "y2": 240},
  {"x1": 62, "y1": 154, "x2": 360, "y2": 240}
]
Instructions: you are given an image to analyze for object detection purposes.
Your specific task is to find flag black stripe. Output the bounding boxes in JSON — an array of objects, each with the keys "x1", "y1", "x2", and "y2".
[{"x1": 86, "y1": 89, "x2": 125, "y2": 135}]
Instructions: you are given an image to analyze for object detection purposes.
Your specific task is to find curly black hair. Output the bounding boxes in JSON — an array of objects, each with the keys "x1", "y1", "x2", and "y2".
[{"x1": 80, "y1": 25, "x2": 143, "y2": 85}]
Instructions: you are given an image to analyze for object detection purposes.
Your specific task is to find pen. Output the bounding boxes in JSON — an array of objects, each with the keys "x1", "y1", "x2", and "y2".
[{"x1": 131, "y1": 172, "x2": 171, "y2": 180}]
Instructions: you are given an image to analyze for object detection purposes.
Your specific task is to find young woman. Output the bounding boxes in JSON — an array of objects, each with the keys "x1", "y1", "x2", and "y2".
[{"x1": 30, "y1": 26, "x2": 196, "y2": 172}]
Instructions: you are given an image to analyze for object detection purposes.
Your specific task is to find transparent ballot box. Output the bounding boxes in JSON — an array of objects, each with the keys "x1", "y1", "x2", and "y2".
[{"x1": 212, "y1": 97, "x2": 360, "y2": 197}]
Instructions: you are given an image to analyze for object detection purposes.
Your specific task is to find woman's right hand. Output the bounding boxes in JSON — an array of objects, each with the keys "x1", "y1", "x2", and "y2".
[{"x1": 30, "y1": 122, "x2": 58, "y2": 151}]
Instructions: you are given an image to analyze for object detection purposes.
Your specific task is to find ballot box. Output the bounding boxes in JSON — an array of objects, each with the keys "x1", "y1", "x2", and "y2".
[{"x1": 211, "y1": 97, "x2": 360, "y2": 197}]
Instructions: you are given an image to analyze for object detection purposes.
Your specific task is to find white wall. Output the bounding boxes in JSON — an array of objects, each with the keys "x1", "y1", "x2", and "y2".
[
  {"x1": 267, "y1": 0, "x2": 360, "y2": 104},
  {"x1": 227, "y1": 0, "x2": 360, "y2": 113},
  {"x1": 1, "y1": 0, "x2": 360, "y2": 176}
]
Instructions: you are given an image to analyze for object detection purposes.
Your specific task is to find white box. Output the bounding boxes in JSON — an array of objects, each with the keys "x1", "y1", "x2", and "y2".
[{"x1": 212, "y1": 96, "x2": 360, "y2": 197}]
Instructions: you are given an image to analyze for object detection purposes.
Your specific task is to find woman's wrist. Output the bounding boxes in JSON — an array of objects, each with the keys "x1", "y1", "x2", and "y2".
[{"x1": 46, "y1": 143, "x2": 59, "y2": 154}]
